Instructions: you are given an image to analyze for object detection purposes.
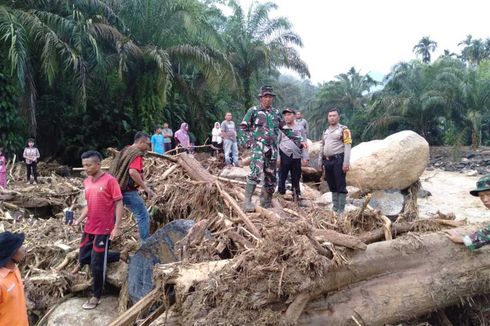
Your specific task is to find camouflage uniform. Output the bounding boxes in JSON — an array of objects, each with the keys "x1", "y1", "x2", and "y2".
[
  {"x1": 240, "y1": 106, "x2": 303, "y2": 194},
  {"x1": 464, "y1": 174, "x2": 490, "y2": 251}
]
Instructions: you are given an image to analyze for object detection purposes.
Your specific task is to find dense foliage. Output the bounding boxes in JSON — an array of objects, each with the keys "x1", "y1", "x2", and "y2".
[
  {"x1": 0, "y1": 1, "x2": 488, "y2": 164},
  {"x1": 306, "y1": 36, "x2": 490, "y2": 147}
]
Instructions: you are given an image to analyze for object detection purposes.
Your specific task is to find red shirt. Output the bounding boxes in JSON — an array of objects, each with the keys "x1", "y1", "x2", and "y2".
[
  {"x1": 84, "y1": 173, "x2": 123, "y2": 235},
  {"x1": 126, "y1": 156, "x2": 144, "y2": 191}
]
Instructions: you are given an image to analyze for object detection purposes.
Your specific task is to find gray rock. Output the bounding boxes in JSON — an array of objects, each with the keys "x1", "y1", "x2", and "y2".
[
  {"x1": 369, "y1": 190, "x2": 405, "y2": 216},
  {"x1": 47, "y1": 296, "x2": 119, "y2": 326}
]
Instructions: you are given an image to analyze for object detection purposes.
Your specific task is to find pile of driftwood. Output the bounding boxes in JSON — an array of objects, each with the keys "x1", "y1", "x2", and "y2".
[
  {"x1": 1, "y1": 151, "x2": 489, "y2": 325},
  {"x1": 107, "y1": 152, "x2": 488, "y2": 326}
]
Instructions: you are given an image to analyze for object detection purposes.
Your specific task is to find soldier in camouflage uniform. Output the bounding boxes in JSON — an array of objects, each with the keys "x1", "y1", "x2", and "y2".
[
  {"x1": 447, "y1": 174, "x2": 490, "y2": 250},
  {"x1": 239, "y1": 86, "x2": 306, "y2": 212}
]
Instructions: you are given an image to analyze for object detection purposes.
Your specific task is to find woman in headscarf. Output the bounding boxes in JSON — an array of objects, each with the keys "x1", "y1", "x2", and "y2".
[
  {"x1": 174, "y1": 123, "x2": 190, "y2": 152},
  {"x1": 211, "y1": 122, "x2": 222, "y2": 156}
]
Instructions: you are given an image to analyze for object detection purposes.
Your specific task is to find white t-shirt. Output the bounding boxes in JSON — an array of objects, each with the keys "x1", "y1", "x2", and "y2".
[{"x1": 212, "y1": 127, "x2": 222, "y2": 143}]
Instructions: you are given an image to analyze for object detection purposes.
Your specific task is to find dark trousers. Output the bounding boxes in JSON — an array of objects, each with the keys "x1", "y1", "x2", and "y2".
[
  {"x1": 164, "y1": 142, "x2": 172, "y2": 153},
  {"x1": 323, "y1": 155, "x2": 347, "y2": 194},
  {"x1": 278, "y1": 150, "x2": 302, "y2": 195},
  {"x1": 26, "y1": 162, "x2": 38, "y2": 182},
  {"x1": 79, "y1": 233, "x2": 120, "y2": 298}
]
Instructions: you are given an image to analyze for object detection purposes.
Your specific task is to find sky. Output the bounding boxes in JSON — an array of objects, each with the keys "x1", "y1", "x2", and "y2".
[{"x1": 238, "y1": 0, "x2": 490, "y2": 84}]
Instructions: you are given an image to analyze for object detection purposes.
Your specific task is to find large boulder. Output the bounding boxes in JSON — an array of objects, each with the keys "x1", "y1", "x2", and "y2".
[
  {"x1": 368, "y1": 190, "x2": 405, "y2": 217},
  {"x1": 347, "y1": 131, "x2": 429, "y2": 191},
  {"x1": 47, "y1": 296, "x2": 119, "y2": 326}
]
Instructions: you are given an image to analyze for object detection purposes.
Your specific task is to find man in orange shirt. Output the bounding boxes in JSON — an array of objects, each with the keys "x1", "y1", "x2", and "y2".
[{"x1": 0, "y1": 231, "x2": 28, "y2": 326}]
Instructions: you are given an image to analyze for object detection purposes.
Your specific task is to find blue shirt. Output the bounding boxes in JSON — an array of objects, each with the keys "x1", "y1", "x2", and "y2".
[{"x1": 151, "y1": 134, "x2": 165, "y2": 154}]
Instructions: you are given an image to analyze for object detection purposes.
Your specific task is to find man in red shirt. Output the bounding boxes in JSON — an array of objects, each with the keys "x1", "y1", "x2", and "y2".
[
  {"x1": 122, "y1": 132, "x2": 155, "y2": 241},
  {"x1": 73, "y1": 150, "x2": 125, "y2": 309},
  {"x1": 0, "y1": 231, "x2": 28, "y2": 326}
]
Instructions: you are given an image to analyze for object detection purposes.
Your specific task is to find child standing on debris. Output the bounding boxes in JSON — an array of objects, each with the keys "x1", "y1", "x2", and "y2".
[
  {"x1": 73, "y1": 150, "x2": 126, "y2": 310},
  {"x1": 0, "y1": 231, "x2": 28, "y2": 326},
  {"x1": 0, "y1": 148, "x2": 6, "y2": 188},
  {"x1": 23, "y1": 138, "x2": 40, "y2": 184},
  {"x1": 447, "y1": 174, "x2": 490, "y2": 250}
]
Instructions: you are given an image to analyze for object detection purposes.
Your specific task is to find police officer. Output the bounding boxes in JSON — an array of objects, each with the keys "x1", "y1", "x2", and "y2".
[
  {"x1": 240, "y1": 86, "x2": 306, "y2": 212},
  {"x1": 319, "y1": 107, "x2": 352, "y2": 214}
]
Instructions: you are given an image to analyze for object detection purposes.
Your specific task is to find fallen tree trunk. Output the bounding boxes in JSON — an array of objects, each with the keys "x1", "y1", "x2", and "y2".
[
  {"x1": 149, "y1": 227, "x2": 490, "y2": 325},
  {"x1": 298, "y1": 227, "x2": 490, "y2": 325}
]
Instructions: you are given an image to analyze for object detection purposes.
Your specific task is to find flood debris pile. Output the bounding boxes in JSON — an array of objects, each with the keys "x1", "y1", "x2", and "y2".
[{"x1": 1, "y1": 151, "x2": 488, "y2": 326}]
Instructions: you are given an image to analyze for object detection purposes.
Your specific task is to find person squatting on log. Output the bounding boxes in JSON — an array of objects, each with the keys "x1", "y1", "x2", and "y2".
[
  {"x1": 447, "y1": 174, "x2": 490, "y2": 250},
  {"x1": 23, "y1": 138, "x2": 40, "y2": 184},
  {"x1": 319, "y1": 107, "x2": 352, "y2": 214},
  {"x1": 0, "y1": 148, "x2": 6, "y2": 189},
  {"x1": 73, "y1": 151, "x2": 127, "y2": 310},
  {"x1": 109, "y1": 132, "x2": 155, "y2": 242},
  {"x1": 0, "y1": 232, "x2": 28, "y2": 326},
  {"x1": 277, "y1": 108, "x2": 309, "y2": 202},
  {"x1": 221, "y1": 112, "x2": 239, "y2": 167},
  {"x1": 240, "y1": 85, "x2": 307, "y2": 212}
]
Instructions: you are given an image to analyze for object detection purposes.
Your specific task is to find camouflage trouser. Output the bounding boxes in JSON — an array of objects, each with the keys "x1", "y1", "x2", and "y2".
[
  {"x1": 247, "y1": 142, "x2": 278, "y2": 193},
  {"x1": 464, "y1": 225, "x2": 490, "y2": 251}
]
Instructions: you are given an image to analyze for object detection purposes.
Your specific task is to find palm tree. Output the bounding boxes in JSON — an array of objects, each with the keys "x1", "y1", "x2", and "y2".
[
  {"x1": 459, "y1": 35, "x2": 489, "y2": 65},
  {"x1": 0, "y1": 0, "x2": 142, "y2": 136},
  {"x1": 413, "y1": 36, "x2": 438, "y2": 63},
  {"x1": 224, "y1": 0, "x2": 310, "y2": 109},
  {"x1": 116, "y1": 0, "x2": 237, "y2": 137}
]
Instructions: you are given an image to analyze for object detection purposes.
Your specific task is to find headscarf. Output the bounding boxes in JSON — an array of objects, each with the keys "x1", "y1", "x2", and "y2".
[
  {"x1": 174, "y1": 123, "x2": 190, "y2": 147},
  {"x1": 214, "y1": 122, "x2": 220, "y2": 129}
]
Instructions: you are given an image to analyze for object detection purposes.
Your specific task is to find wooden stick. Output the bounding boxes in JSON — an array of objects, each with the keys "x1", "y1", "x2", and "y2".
[
  {"x1": 108, "y1": 288, "x2": 160, "y2": 326},
  {"x1": 161, "y1": 165, "x2": 178, "y2": 180},
  {"x1": 215, "y1": 183, "x2": 261, "y2": 239}
]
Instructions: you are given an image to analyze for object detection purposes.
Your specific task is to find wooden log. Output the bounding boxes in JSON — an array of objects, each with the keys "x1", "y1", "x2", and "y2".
[
  {"x1": 297, "y1": 228, "x2": 490, "y2": 325},
  {"x1": 312, "y1": 229, "x2": 367, "y2": 250},
  {"x1": 108, "y1": 288, "x2": 160, "y2": 326}
]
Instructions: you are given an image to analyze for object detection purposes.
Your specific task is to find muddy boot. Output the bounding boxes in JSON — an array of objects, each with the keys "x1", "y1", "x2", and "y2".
[
  {"x1": 331, "y1": 192, "x2": 339, "y2": 212},
  {"x1": 293, "y1": 190, "x2": 306, "y2": 207},
  {"x1": 338, "y1": 193, "x2": 347, "y2": 213},
  {"x1": 260, "y1": 190, "x2": 273, "y2": 208},
  {"x1": 244, "y1": 183, "x2": 256, "y2": 213}
]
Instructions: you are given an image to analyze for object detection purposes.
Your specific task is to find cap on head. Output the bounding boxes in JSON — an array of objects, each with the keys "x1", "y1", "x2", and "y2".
[
  {"x1": 258, "y1": 85, "x2": 276, "y2": 97},
  {"x1": 282, "y1": 108, "x2": 296, "y2": 115},
  {"x1": 0, "y1": 232, "x2": 25, "y2": 268},
  {"x1": 470, "y1": 174, "x2": 490, "y2": 196}
]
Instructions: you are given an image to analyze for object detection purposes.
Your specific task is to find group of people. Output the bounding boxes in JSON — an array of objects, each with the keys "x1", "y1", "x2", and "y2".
[
  {"x1": 2, "y1": 84, "x2": 490, "y2": 323},
  {"x1": 239, "y1": 85, "x2": 350, "y2": 213}
]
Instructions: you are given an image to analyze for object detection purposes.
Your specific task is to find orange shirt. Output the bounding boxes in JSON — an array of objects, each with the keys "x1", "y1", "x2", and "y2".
[{"x1": 0, "y1": 266, "x2": 28, "y2": 326}]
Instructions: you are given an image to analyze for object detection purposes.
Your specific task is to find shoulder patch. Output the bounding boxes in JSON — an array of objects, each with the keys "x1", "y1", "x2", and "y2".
[{"x1": 342, "y1": 128, "x2": 352, "y2": 145}]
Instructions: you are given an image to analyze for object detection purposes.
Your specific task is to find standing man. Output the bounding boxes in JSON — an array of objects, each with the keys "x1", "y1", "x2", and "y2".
[
  {"x1": 277, "y1": 108, "x2": 309, "y2": 202},
  {"x1": 73, "y1": 151, "x2": 125, "y2": 310},
  {"x1": 221, "y1": 112, "x2": 239, "y2": 167},
  {"x1": 151, "y1": 126, "x2": 165, "y2": 155},
  {"x1": 319, "y1": 108, "x2": 352, "y2": 214},
  {"x1": 295, "y1": 111, "x2": 309, "y2": 138},
  {"x1": 447, "y1": 174, "x2": 490, "y2": 250},
  {"x1": 240, "y1": 86, "x2": 306, "y2": 212},
  {"x1": 109, "y1": 132, "x2": 155, "y2": 242},
  {"x1": 0, "y1": 231, "x2": 28, "y2": 325},
  {"x1": 162, "y1": 123, "x2": 173, "y2": 153}
]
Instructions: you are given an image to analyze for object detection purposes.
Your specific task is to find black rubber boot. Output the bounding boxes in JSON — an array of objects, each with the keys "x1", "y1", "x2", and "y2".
[
  {"x1": 332, "y1": 192, "x2": 339, "y2": 212},
  {"x1": 244, "y1": 183, "x2": 256, "y2": 213},
  {"x1": 338, "y1": 193, "x2": 347, "y2": 213},
  {"x1": 260, "y1": 190, "x2": 273, "y2": 208}
]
